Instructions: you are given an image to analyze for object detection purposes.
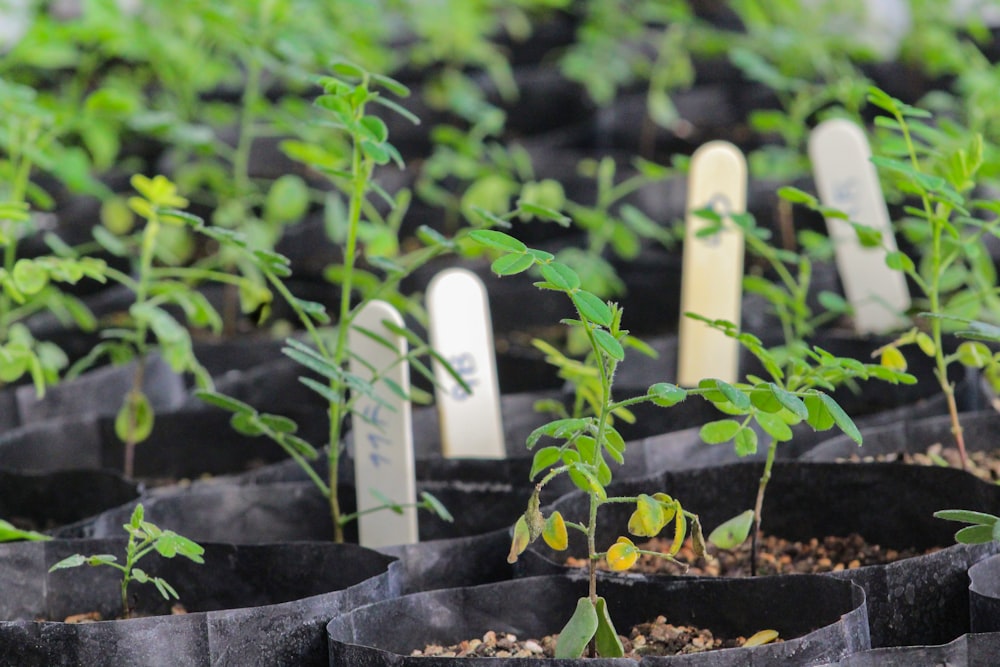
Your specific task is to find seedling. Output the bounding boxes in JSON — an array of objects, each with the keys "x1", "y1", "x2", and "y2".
[
  {"x1": 196, "y1": 63, "x2": 459, "y2": 542},
  {"x1": 69, "y1": 174, "x2": 264, "y2": 479},
  {"x1": 0, "y1": 518, "x2": 49, "y2": 543},
  {"x1": 934, "y1": 509, "x2": 1000, "y2": 546},
  {"x1": 0, "y1": 76, "x2": 111, "y2": 395},
  {"x1": 474, "y1": 228, "x2": 705, "y2": 659},
  {"x1": 688, "y1": 208, "x2": 914, "y2": 574},
  {"x1": 855, "y1": 87, "x2": 1000, "y2": 471},
  {"x1": 48, "y1": 504, "x2": 204, "y2": 620}
]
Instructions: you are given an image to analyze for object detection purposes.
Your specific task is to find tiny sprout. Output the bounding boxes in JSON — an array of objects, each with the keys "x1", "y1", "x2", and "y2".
[{"x1": 48, "y1": 504, "x2": 204, "y2": 620}]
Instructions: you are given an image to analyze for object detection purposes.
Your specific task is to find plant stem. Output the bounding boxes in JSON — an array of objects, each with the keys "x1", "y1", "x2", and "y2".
[
  {"x1": 751, "y1": 437, "x2": 778, "y2": 577},
  {"x1": 325, "y1": 83, "x2": 373, "y2": 543},
  {"x1": 896, "y1": 109, "x2": 969, "y2": 471}
]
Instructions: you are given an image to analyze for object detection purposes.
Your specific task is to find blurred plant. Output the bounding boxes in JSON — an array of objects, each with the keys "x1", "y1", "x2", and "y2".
[
  {"x1": 727, "y1": 0, "x2": 879, "y2": 179},
  {"x1": 860, "y1": 87, "x2": 1000, "y2": 471},
  {"x1": 68, "y1": 174, "x2": 266, "y2": 479},
  {"x1": 0, "y1": 518, "x2": 49, "y2": 543},
  {"x1": 0, "y1": 76, "x2": 110, "y2": 395},
  {"x1": 196, "y1": 63, "x2": 460, "y2": 542}
]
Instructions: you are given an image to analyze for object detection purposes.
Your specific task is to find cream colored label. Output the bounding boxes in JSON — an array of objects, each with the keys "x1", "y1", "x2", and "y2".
[
  {"x1": 348, "y1": 300, "x2": 418, "y2": 548},
  {"x1": 809, "y1": 118, "x2": 910, "y2": 334},
  {"x1": 427, "y1": 268, "x2": 505, "y2": 459},
  {"x1": 677, "y1": 141, "x2": 747, "y2": 386}
]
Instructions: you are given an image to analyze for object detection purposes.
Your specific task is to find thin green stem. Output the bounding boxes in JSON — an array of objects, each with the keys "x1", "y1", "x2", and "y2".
[
  {"x1": 896, "y1": 108, "x2": 968, "y2": 470},
  {"x1": 751, "y1": 436, "x2": 779, "y2": 577}
]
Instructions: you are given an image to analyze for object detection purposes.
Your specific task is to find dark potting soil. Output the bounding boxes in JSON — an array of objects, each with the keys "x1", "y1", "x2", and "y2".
[
  {"x1": 837, "y1": 442, "x2": 1000, "y2": 484},
  {"x1": 56, "y1": 604, "x2": 187, "y2": 623},
  {"x1": 411, "y1": 620, "x2": 762, "y2": 659},
  {"x1": 568, "y1": 534, "x2": 934, "y2": 578}
]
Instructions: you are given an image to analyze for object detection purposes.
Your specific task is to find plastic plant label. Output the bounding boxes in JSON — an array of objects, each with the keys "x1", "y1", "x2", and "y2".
[
  {"x1": 677, "y1": 141, "x2": 747, "y2": 386},
  {"x1": 348, "y1": 300, "x2": 418, "y2": 549},
  {"x1": 427, "y1": 268, "x2": 505, "y2": 459},
  {"x1": 809, "y1": 118, "x2": 911, "y2": 334}
]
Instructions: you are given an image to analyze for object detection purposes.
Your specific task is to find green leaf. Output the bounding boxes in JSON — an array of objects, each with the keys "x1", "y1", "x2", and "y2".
[
  {"x1": 648, "y1": 383, "x2": 686, "y2": 407},
  {"x1": 12, "y1": 259, "x2": 48, "y2": 295},
  {"x1": 699, "y1": 419, "x2": 742, "y2": 444},
  {"x1": 819, "y1": 392, "x2": 861, "y2": 444},
  {"x1": 555, "y1": 598, "x2": 599, "y2": 658},
  {"x1": 804, "y1": 394, "x2": 835, "y2": 431},
  {"x1": 955, "y1": 524, "x2": 995, "y2": 544},
  {"x1": 708, "y1": 509, "x2": 755, "y2": 550},
  {"x1": 491, "y1": 253, "x2": 534, "y2": 276},
  {"x1": 734, "y1": 427, "x2": 759, "y2": 456},
  {"x1": 885, "y1": 251, "x2": 915, "y2": 273},
  {"x1": 539, "y1": 261, "x2": 580, "y2": 291},
  {"x1": 594, "y1": 597, "x2": 624, "y2": 657},
  {"x1": 934, "y1": 509, "x2": 999, "y2": 526},
  {"x1": 420, "y1": 492, "x2": 453, "y2": 523},
  {"x1": 571, "y1": 291, "x2": 612, "y2": 326},
  {"x1": 0, "y1": 519, "x2": 50, "y2": 542},
  {"x1": 530, "y1": 446, "x2": 562, "y2": 479},
  {"x1": 49, "y1": 554, "x2": 88, "y2": 571},
  {"x1": 593, "y1": 329, "x2": 624, "y2": 361},
  {"x1": 469, "y1": 229, "x2": 526, "y2": 253},
  {"x1": 769, "y1": 384, "x2": 809, "y2": 419},
  {"x1": 259, "y1": 414, "x2": 297, "y2": 434},
  {"x1": 114, "y1": 391, "x2": 154, "y2": 444},
  {"x1": 194, "y1": 390, "x2": 254, "y2": 415},
  {"x1": 710, "y1": 379, "x2": 752, "y2": 410},
  {"x1": 230, "y1": 412, "x2": 264, "y2": 437},
  {"x1": 755, "y1": 412, "x2": 793, "y2": 442},
  {"x1": 956, "y1": 341, "x2": 991, "y2": 368},
  {"x1": 526, "y1": 418, "x2": 591, "y2": 449},
  {"x1": 264, "y1": 174, "x2": 310, "y2": 223}
]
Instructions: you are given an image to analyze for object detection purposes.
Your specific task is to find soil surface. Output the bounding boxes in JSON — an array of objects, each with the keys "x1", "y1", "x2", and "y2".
[
  {"x1": 569, "y1": 533, "x2": 936, "y2": 577},
  {"x1": 412, "y1": 619, "x2": 760, "y2": 659},
  {"x1": 838, "y1": 442, "x2": 1000, "y2": 483},
  {"x1": 49, "y1": 604, "x2": 188, "y2": 623}
]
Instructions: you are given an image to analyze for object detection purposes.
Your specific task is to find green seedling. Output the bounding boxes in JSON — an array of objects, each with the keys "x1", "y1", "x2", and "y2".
[
  {"x1": 0, "y1": 76, "x2": 111, "y2": 395},
  {"x1": 67, "y1": 173, "x2": 265, "y2": 479},
  {"x1": 726, "y1": 0, "x2": 878, "y2": 179},
  {"x1": 48, "y1": 503, "x2": 204, "y2": 620},
  {"x1": 688, "y1": 207, "x2": 914, "y2": 574},
  {"x1": 0, "y1": 518, "x2": 50, "y2": 543},
  {"x1": 196, "y1": 62, "x2": 462, "y2": 542},
  {"x1": 474, "y1": 228, "x2": 707, "y2": 659},
  {"x1": 855, "y1": 87, "x2": 1000, "y2": 471},
  {"x1": 934, "y1": 509, "x2": 1000, "y2": 545}
]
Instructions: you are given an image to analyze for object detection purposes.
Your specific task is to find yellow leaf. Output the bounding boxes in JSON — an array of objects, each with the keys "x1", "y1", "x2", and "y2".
[
  {"x1": 879, "y1": 346, "x2": 907, "y2": 372},
  {"x1": 744, "y1": 629, "x2": 779, "y2": 647},
  {"x1": 542, "y1": 511, "x2": 569, "y2": 551},
  {"x1": 507, "y1": 515, "x2": 531, "y2": 564},
  {"x1": 606, "y1": 537, "x2": 638, "y2": 572}
]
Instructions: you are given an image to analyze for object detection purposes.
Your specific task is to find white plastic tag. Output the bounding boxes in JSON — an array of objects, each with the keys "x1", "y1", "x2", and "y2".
[
  {"x1": 677, "y1": 141, "x2": 747, "y2": 386},
  {"x1": 348, "y1": 300, "x2": 418, "y2": 548},
  {"x1": 427, "y1": 268, "x2": 505, "y2": 459},
  {"x1": 809, "y1": 118, "x2": 911, "y2": 334}
]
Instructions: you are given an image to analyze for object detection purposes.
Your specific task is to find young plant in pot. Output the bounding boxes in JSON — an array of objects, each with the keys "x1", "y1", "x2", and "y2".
[
  {"x1": 48, "y1": 503, "x2": 204, "y2": 620},
  {"x1": 687, "y1": 206, "x2": 915, "y2": 574},
  {"x1": 0, "y1": 76, "x2": 112, "y2": 398},
  {"x1": 833, "y1": 87, "x2": 1000, "y2": 472},
  {"x1": 195, "y1": 62, "x2": 461, "y2": 542},
  {"x1": 472, "y1": 228, "x2": 732, "y2": 658},
  {"x1": 65, "y1": 173, "x2": 267, "y2": 479}
]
